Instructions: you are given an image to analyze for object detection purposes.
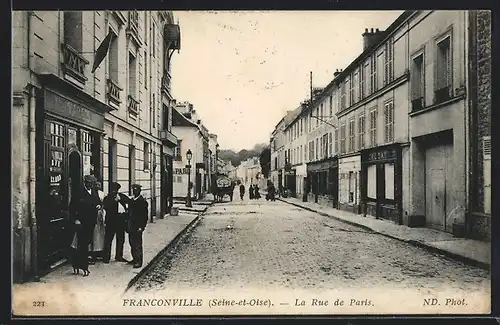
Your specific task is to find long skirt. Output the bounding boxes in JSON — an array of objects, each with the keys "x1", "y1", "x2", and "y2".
[{"x1": 90, "y1": 210, "x2": 106, "y2": 252}]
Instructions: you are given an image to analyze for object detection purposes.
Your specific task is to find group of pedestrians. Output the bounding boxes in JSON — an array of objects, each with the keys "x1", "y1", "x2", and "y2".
[
  {"x1": 238, "y1": 183, "x2": 261, "y2": 201},
  {"x1": 69, "y1": 175, "x2": 149, "y2": 276}
]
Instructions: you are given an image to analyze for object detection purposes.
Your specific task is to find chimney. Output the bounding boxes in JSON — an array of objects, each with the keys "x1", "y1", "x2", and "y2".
[
  {"x1": 334, "y1": 69, "x2": 343, "y2": 77},
  {"x1": 362, "y1": 27, "x2": 385, "y2": 50}
]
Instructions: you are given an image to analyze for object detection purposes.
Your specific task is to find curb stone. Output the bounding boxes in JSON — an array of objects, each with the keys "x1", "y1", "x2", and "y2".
[
  {"x1": 278, "y1": 198, "x2": 490, "y2": 271},
  {"x1": 124, "y1": 200, "x2": 215, "y2": 293}
]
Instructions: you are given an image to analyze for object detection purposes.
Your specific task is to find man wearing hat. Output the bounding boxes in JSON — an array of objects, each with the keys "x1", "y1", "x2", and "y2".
[
  {"x1": 127, "y1": 184, "x2": 149, "y2": 268},
  {"x1": 102, "y1": 182, "x2": 130, "y2": 263}
]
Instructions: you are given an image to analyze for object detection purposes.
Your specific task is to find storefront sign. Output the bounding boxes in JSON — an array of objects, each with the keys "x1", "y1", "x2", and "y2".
[
  {"x1": 307, "y1": 158, "x2": 338, "y2": 172},
  {"x1": 174, "y1": 168, "x2": 190, "y2": 174},
  {"x1": 44, "y1": 90, "x2": 104, "y2": 131},
  {"x1": 366, "y1": 148, "x2": 397, "y2": 163}
]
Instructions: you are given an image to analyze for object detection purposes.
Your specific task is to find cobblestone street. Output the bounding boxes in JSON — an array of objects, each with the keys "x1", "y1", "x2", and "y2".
[{"x1": 133, "y1": 193, "x2": 490, "y2": 294}]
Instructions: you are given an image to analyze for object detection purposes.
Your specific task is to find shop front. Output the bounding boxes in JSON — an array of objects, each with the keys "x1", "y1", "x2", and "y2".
[
  {"x1": 160, "y1": 146, "x2": 174, "y2": 217},
  {"x1": 35, "y1": 74, "x2": 108, "y2": 274},
  {"x1": 306, "y1": 157, "x2": 338, "y2": 207},
  {"x1": 360, "y1": 143, "x2": 403, "y2": 224}
]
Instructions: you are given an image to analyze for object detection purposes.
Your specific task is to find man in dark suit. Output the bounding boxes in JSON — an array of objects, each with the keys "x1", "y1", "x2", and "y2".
[
  {"x1": 102, "y1": 182, "x2": 130, "y2": 263},
  {"x1": 72, "y1": 175, "x2": 101, "y2": 274},
  {"x1": 127, "y1": 184, "x2": 149, "y2": 268}
]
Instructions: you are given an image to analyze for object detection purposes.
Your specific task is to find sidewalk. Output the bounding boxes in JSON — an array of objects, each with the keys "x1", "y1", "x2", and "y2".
[
  {"x1": 173, "y1": 194, "x2": 215, "y2": 213},
  {"x1": 13, "y1": 212, "x2": 200, "y2": 299},
  {"x1": 278, "y1": 196, "x2": 491, "y2": 270}
]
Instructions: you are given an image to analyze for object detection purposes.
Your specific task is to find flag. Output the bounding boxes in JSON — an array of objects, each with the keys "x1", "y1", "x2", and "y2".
[{"x1": 91, "y1": 31, "x2": 113, "y2": 74}]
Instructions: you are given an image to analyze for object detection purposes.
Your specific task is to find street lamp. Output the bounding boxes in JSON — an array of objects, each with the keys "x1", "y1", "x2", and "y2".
[{"x1": 185, "y1": 149, "x2": 193, "y2": 208}]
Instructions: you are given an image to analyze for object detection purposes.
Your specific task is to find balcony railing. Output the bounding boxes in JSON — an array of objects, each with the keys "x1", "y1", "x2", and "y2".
[
  {"x1": 128, "y1": 95, "x2": 139, "y2": 116},
  {"x1": 106, "y1": 79, "x2": 122, "y2": 107},
  {"x1": 435, "y1": 85, "x2": 451, "y2": 104},
  {"x1": 159, "y1": 129, "x2": 178, "y2": 147},
  {"x1": 61, "y1": 43, "x2": 89, "y2": 84},
  {"x1": 411, "y1": 97, "x2": 424, "y2": 112},
  {"x1": 126, "y1": 11, "x2": 141, "y2": 47},
  {"x1": 161, "y1": 71, "x2": 172, "y2": 95}
]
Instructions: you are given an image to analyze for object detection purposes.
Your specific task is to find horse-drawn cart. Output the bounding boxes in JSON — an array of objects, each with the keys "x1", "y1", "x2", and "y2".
[{"x1": 213, "y1": 174, "x2": 235, "y2": 203}]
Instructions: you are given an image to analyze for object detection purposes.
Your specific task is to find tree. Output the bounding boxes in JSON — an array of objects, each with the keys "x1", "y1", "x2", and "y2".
[{"x1": 259, "y1": 145, "x2": 271, "y2": 178}]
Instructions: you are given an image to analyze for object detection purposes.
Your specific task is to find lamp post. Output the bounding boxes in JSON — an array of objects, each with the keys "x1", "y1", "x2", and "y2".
[{"x1": 185, "y1": 149, "x2": 193, "y2": 208}]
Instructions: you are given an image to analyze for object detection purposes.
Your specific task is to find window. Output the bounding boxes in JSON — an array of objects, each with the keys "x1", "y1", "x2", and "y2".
[
  {"x1": 385, "y1": 163, "x2": 395, "y2": 200},
  {"x1": 329, "y1": 96, "x2": 333, "y2": 116},
  {"x1": 304, "y1": 143, "x2": 308, "y2": 162},
  {"x1": 370, "y1": 54, "x2": 377, "y2": 93},
  {"x1": 315, "y1": 138, "x2": 319, "y2": 160},
  {"x1": 358, "y1": 113, "x2": 365, "y2": 149},
  {"x1": 411, "y1": 53, "x2": 425, "y2": 111},
  {"x1": 274, "y1": 157, "x2": 278, "y2": 170},
  {"x1": 335, "y1": 129, "x2": 339, "y2": 154},
  {"x1": 349, "y1": 119, "x2": 355, "y2": 152},
  {"x1": 144, "y1": 11, "x2": 148, "y2": 42},
  {"x1": 108, "y1": 29, "x2": 119, "y2": 82},
  {"x1": 340, "y1": 82, "x2": 346, "y2": 110},
  {"x1": 384, "y1": 101, "x2": 394, "y2": 143},
  {"x1": 348, "y1": 171, "x2": 355, "y2": 203},
  {"x1": 359, "y1": 65, "x2": 364, "y2": 100},
  {"x1": 340, "y1": 124, "x2": 346, "y2": 154},
  {"x1": 384, "y1": 39, "x2": 394, "y2": 85},
  {"x1": 370, "y1": 108, "x2": 377, "y2": 146},
  {"x1": 300, "y1": 145, "x2": 303, "y2": 163},
  {"x1": 143, "y1": 141, "x2": 150, "y2": 170},
  {"x1": 174, "y1": 140, "x2": 182, "y2": 161},
  {"x1": 322, "y1": 134, "x2": 328, "y2": 159},
  {"x1": 328, "y1": 132, "x2": 333, "y2": 157},
  {"x1": 81, "y1": 130, "x2": 93, "y2": 154},
  {"x1": 367, "y1": 165, "x2": 377, "y2": 199},
  {"x1": 364, "y1": 62, "x2": 370, "y2": 97},
  {"x1": 315, "y1": 107, "x2": 319, "y2": 127},
  {"x1": 351, "y1": 73, "x2": 357, "y2": 105},
  {"x1": 347, "y1": 76, "x2": 352, "y2": 107},
  {"x1": 63, "y1": 11, "x2": 83, "y2": 52},
  {"x1": 128, "y1": 52, "x2": 137, "y2": 98},
  {"x1": 436, "y1": 36, "x2": 452, "y2": 102}
]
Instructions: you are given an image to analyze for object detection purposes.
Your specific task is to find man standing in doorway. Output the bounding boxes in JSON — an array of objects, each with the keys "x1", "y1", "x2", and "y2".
[{"x1": 127, "y1": 184, "x2": 149, "y2": 268}]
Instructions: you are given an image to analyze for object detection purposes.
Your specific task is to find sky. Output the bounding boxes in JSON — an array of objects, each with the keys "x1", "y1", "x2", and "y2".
[{"x1": 170, "y1": 11, "x2": 403, "y2": 151}]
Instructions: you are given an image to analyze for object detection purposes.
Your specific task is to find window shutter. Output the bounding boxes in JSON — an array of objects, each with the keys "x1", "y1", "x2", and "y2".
[
  {"x1": 445, "y1": 43, "x2": 451, "y2": 87},
  {"x1": 483, "y1": 136, "x2": 491, "y2": 160}
]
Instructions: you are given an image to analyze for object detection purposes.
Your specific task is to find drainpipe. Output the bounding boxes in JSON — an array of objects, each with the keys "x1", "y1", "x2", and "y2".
[
  {"x1": 464, "y1": 10, "x2": 471, "y2": 235},
  {"x1": 27, "y1": 11, "x2": 39, "y2": 280}
]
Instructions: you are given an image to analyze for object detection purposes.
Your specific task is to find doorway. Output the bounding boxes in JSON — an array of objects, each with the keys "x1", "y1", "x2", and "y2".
[{"x1": 424, "y1": 140, "x2": 453, "y2": 232}]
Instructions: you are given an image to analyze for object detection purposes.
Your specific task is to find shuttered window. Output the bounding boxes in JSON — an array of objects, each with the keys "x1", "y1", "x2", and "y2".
[
  {"x1": 384, "y1": 39, "x2": 394, "y2": 85},
  {"x1": 358, "y1": 113, "x2": 365, "y2": 150},
  {"x1": 340, "y1": 124, "x2": 346, "y2": 154},
  {"x1": 436, "y1": 36, "x2": 452, "y2": 91},
  {"x1": 370, "y1": 108, "x2": 377, "y2": 147},
  {"x1": 384, "y1": 101, "x2": 394, "y2": 143},
  {"x1": 349, "y1": 119, "x2": 356, "y2": 152}
]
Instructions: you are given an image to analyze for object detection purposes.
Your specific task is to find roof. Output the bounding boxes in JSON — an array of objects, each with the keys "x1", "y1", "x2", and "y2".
[
  {"x1": 172, "y1": 107, "x2": 209, "y2": 140},
  {"x1": 285, "y1": 10, "x2": 416, "y2": 127}
]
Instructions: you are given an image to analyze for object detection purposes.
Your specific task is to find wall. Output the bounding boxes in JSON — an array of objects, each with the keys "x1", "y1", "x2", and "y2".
[{"x1": 172, "y1": 126, "x2": 201, "y2": 198}]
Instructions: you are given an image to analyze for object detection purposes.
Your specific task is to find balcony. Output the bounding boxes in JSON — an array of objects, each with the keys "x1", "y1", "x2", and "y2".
[
  {"x1": 126, "y1": 10, "x2": 142, "y2": 47},
  {"x1": 159, "y1": 129, "x2": 178, "y2": 148},
  {"x1": 127, "y1": 95, "x2": 139, "y2": 116},
  {"x1": 106, "y1": 79, "x2": 122, "y2": 108},
  {"x1": 161, "y1": 71, "x2": 172, "y2": 95},
  {"x1": 434, "y1": 85, "x2": 451, "y2": 105},
  {"x1": 61, "y1": 43, "x2": 89, "y2": 85},
  {"x1": 411, "y1": 97, "x2": 424, "y2": 112}
]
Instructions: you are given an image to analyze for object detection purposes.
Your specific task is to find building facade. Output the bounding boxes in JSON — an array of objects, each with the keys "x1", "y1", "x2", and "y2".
[
  {"x1": 270, "y1": 10, "x2": 491, "y2": 241},
  {"x1": 12, "y1": 10, "x2": 181, "y2": 282},
  {"x1": 208, "y1": 133, "x2": 219, "y2": 192},
  {"x1": 171, "y1": 103, "x2": 210, "y2": 200}
]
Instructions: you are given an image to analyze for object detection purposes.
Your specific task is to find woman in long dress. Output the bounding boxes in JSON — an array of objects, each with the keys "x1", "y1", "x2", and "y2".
[{"x1": 89, "y1": 180, "x2": 106, "y2": 263}]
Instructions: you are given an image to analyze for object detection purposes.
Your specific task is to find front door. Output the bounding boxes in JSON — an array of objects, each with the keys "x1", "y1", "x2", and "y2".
[
  {"x1": 37, "y1": 120, "x2": 71, "y2": 271},
  {"x1": 425, "y1": 144, "x2": 449, "y2": 232}
]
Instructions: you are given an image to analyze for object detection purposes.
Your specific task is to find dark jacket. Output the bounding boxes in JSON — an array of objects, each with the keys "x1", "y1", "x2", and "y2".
[
  {"x1": 128, "y1": 195, "x2": 148, "y2": 231},
  {"x1": 74, "y1": 187, "x2": 101, "y2": 228},
  {"x1": 239, "y1": 185, "x2": 245, "y2": 193},
  {"x1": 103, "y1": 193, "x2": 129, "y2": 221}
]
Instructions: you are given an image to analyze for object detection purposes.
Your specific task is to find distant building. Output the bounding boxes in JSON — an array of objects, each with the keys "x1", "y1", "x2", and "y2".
[{"x1": 171, "y1": 102, "x2": 210, "y2": 200}]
